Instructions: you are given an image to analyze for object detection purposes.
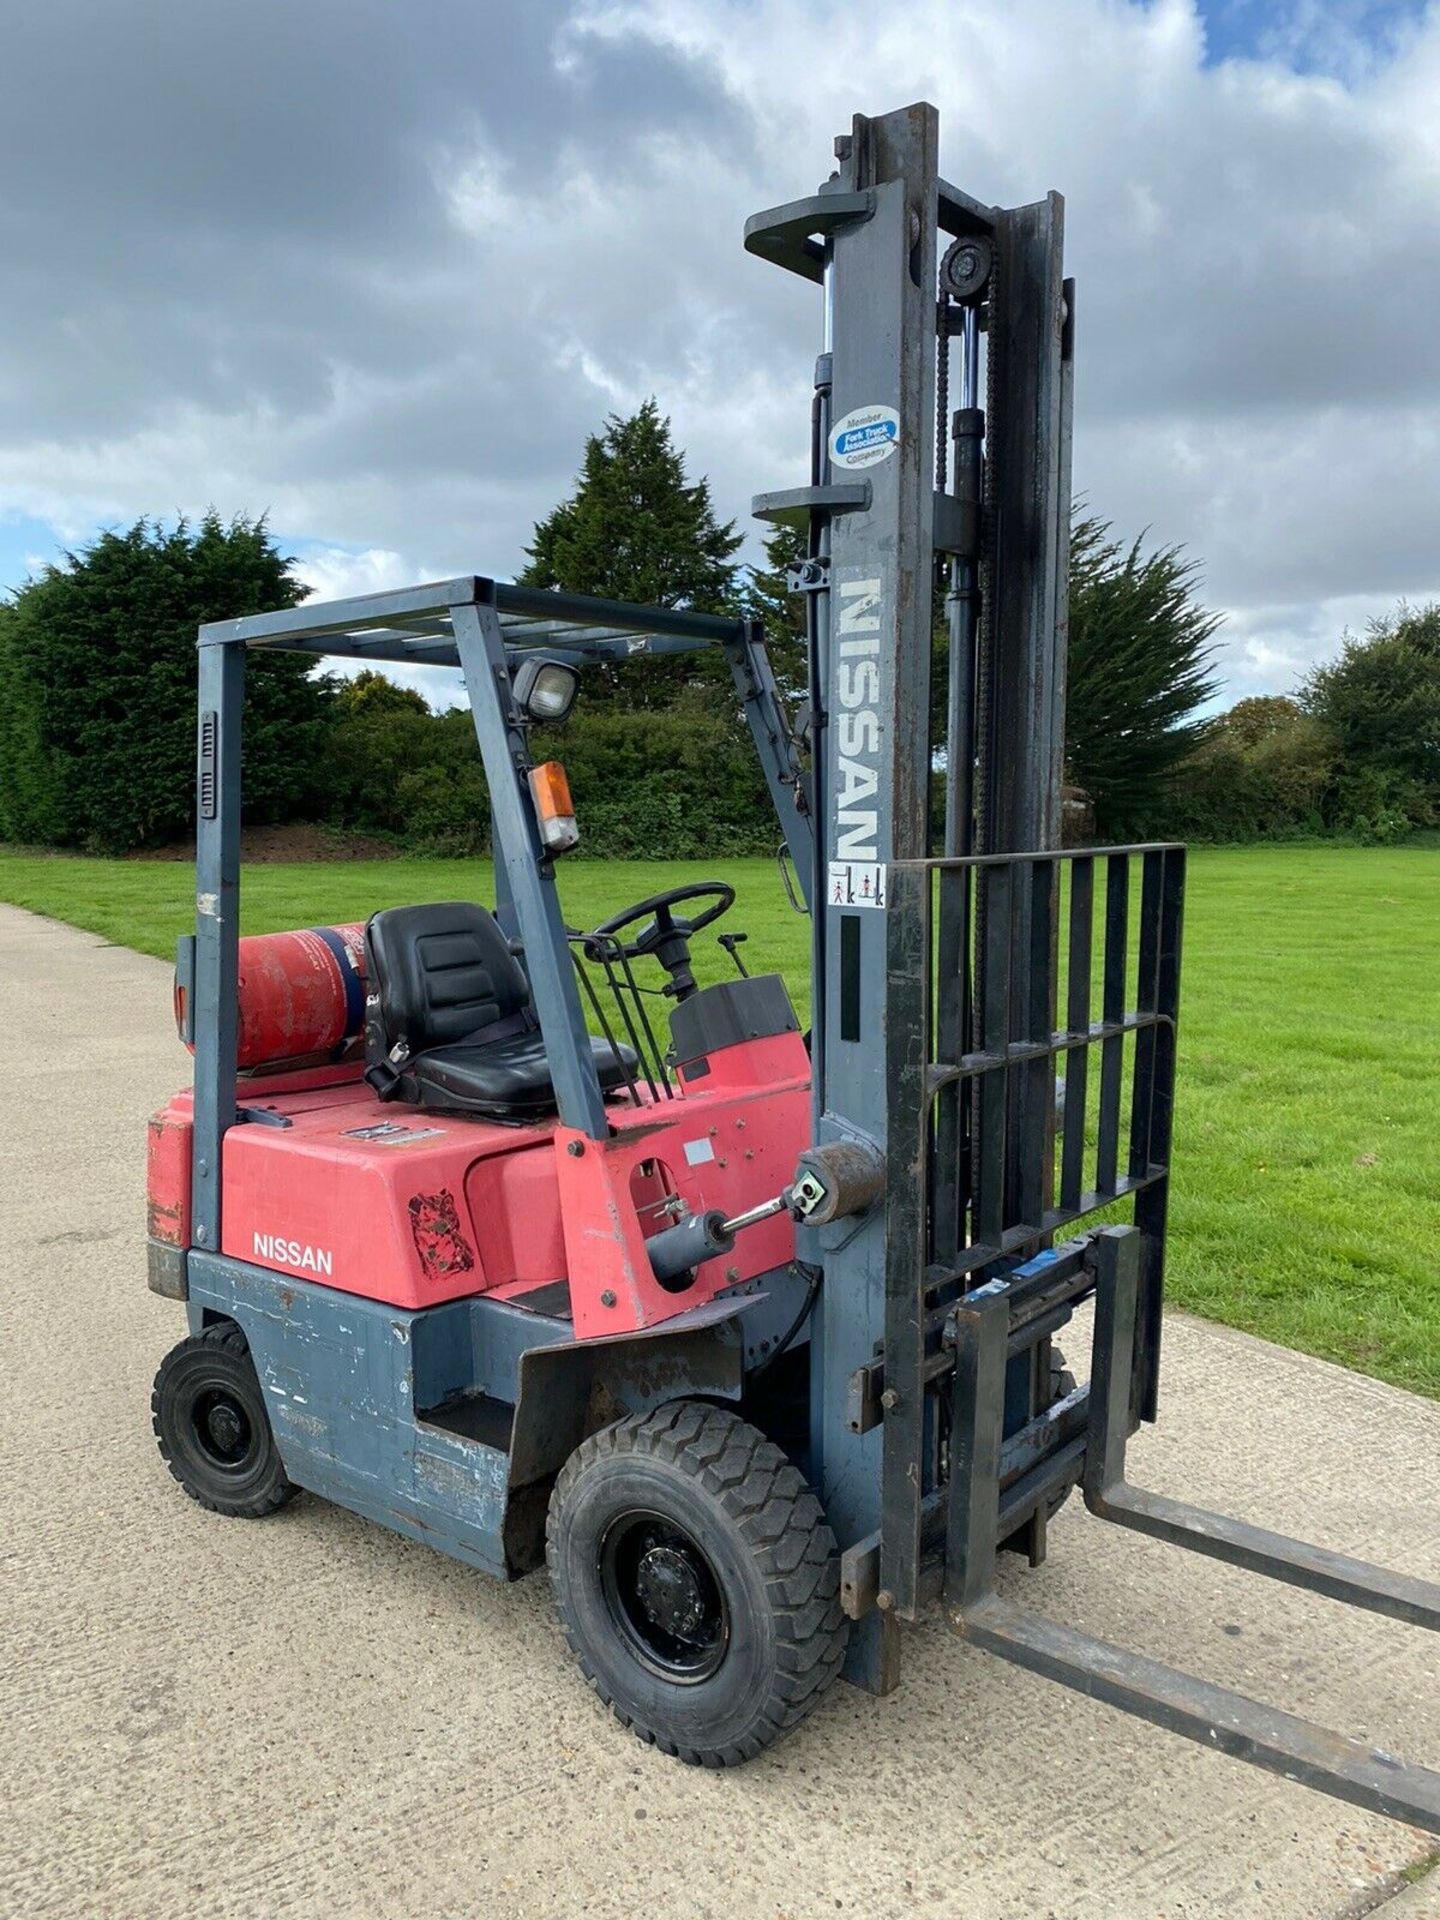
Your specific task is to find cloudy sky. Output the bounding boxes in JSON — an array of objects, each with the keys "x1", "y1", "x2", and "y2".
[{"x1": 2, "y1": 0, "x2": 1438, "y2": 705}]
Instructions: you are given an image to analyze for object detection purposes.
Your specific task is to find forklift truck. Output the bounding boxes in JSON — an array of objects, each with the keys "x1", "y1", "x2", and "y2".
[{"x1": 147, "y1": 103, "x2": 1440, "y2": 1821}]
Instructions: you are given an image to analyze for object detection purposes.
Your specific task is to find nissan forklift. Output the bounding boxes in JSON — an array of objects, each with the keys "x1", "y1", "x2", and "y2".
[{"x1": 146, "y1": 103, "x2": 1440, "y2": 1823}]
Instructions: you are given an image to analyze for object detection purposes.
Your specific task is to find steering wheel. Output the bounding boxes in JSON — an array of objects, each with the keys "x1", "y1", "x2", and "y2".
[
  {"x1": 585, "y1": 882, "x2": 735, "y2": 1001},
  {"x1": 590, "y1": 882, "x2": 735, "y2": 954}
]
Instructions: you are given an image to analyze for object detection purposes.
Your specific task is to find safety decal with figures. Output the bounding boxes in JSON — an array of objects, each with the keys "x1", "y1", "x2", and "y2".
[{"x1": 827, "y1": 860, "x2": 887, "y2": 909}]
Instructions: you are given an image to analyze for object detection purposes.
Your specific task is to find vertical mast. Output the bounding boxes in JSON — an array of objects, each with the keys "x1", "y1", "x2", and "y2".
[
  {"x1": 744, "y1": 102, "x2": 1072, "y2": 1682},
  {"x1": 810, "y1": 103, "x2": 940, "y2": 1689}
]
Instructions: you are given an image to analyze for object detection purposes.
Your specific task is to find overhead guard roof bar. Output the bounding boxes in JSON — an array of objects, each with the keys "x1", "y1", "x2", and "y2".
[{"x1": 199, "y1": 577, "x2": 746, "y2": 668}]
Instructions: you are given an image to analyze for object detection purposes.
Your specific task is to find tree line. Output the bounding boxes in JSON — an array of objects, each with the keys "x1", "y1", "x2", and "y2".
[{"x1": 0, "y1": 399, "x2": 1435, "y2": 856}]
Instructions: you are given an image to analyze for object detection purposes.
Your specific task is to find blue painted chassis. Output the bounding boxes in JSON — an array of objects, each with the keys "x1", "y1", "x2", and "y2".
[{"x1": 185, "y1": 1250, "x2": 805, "y2": 1579}]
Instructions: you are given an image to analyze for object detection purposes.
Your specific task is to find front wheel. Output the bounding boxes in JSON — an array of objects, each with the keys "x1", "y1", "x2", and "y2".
[{"x1": 546, "y1": 1402, "x2": 848, "y2": 1766}]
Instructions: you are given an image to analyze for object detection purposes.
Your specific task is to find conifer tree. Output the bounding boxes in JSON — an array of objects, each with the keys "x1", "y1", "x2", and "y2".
[
  {"x1": 1065, "y1": 515, "x2": 1221, "y2": 837},
  {"x1": 0, "y1": 514, "x2": 331, "y2": 851},
  {"x1": 520, "y1": 400, "x2": 743, "y2": 708}
]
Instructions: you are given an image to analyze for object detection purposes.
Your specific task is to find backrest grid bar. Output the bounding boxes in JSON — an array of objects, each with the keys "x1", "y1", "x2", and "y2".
[
  {"x1": 931, "y1": 863, "x2": 971, "y2": 1265},
  {"x1": 1128, "y1": 850, "x2": 1165, "y2": 1178},
  {"x1": 1060, "y1": 855, "x2": 1094, "y2": 1211},
  {"x1": 1013, "y1": 859, "x2": 1057, "y2": 1228},
  {"x1": 1095, "y1": 855, "x2": 1130, "y2": 1193},
  {"x1": 974, "y1": 864, "x2": 1015, "y2": 1244}
]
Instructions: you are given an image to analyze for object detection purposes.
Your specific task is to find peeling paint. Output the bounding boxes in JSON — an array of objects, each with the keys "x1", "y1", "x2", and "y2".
[
  {"x1": 278, "y1": 1408, "x2": 325, "y2": 1437},
  {"x1": 408, "y1": 1189, "x2": 476, "y2": 1281}
]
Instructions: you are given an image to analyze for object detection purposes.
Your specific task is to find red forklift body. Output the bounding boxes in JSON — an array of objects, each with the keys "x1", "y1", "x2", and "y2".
[{"x1": 149, "y1": 1029, "x2": 808, "y2": 1331}]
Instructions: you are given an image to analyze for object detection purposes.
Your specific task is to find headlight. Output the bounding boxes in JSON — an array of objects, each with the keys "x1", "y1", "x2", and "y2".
[{"x1": 513, "y1": 654, "x2": 580, "y2": 723}]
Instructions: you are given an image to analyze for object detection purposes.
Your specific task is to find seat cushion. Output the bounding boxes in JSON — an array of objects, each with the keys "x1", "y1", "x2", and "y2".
[{"x1": 408, "y1": 1031, "x2": 638, "y2": 1115}]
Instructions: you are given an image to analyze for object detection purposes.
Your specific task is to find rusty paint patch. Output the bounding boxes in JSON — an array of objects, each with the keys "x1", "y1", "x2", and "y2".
[
  {"x1": 147, "y1": 1198, "x2": 184, "y2": 1244},
  {"x1": 408, "y1": 1189, "x2": 475, "y2": 1281},
  {"x1": 604, "y1": 1120, "x2": 672, "y2": 1147},
  {"x1": 415, "y1": 1454, "x2": 477, "y2": 1498},
  {"x1": 277, "y1": 1407, "x2": 325, "y2": 1437}
]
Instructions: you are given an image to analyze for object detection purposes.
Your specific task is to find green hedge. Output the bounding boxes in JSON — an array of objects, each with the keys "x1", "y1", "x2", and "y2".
[{"x1": 319, "y1": 696, "x2": 780, "y2": 860}]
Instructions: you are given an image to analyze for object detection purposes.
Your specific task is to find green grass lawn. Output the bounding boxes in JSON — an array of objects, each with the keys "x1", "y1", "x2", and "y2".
[{"x1": 2, "y1": 842, "x2": 1436, "y2": 1397}]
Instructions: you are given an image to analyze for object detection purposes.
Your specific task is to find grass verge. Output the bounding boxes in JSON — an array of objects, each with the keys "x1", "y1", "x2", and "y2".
[{"x1": 1, "y1": 842, "x2": 1436, "y2": 1397}]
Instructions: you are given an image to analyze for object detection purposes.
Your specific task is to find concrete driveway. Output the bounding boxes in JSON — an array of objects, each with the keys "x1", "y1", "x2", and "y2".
[{"x1": 2, "y1": 900, "x2": 1437, "y2": 1920}]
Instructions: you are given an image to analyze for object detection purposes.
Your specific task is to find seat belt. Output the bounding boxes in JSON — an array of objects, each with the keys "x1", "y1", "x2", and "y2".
[{"x1": 364, "y1": 1007, "x2": 538, "y2": 1102}]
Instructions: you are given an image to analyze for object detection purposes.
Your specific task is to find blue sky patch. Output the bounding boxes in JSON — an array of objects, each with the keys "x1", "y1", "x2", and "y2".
[{"x1": 1191, "y1": 0, "x2": 1425, "y2": 72}]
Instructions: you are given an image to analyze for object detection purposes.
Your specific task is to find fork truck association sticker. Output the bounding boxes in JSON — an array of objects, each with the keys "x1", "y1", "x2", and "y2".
[{"x1": 829, "y1": 405, "x2": 900, "y2": 469}]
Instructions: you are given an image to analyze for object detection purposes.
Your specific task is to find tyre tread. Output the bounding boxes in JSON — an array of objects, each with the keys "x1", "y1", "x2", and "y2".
[{"x1": 547, "y1": 1402, "x2": 848, "y2": 1767}]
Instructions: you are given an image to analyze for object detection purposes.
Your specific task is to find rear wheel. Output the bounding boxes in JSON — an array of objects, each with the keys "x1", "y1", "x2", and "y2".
[
  {"x1": 152, "y1": 1324, "x2": 296, "y2": 1518},
  {"x1": 546, "y1": 1402, "x2": 848, "y2": 1766}
]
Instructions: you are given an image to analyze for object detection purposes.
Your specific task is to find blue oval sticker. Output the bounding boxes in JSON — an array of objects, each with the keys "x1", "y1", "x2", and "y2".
[{"x1": 830, "y1": 405, "x2": 900, "y2": 470}]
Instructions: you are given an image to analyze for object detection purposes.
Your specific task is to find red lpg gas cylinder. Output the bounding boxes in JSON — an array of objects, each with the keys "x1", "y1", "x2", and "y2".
[{"x1": 176, "y1": 924, "x2": 368, "y2": 1069}]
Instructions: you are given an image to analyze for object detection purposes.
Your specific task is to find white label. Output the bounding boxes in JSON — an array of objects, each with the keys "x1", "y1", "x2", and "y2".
[
  {"x1": 829, "y1": 405, "x2": 900, "y2": 469},
  {"x1": 341, "y1": 1122, "x2": 447, "y2": 1146},
  {"x1": 253, "y1": 1232, "x2": 333, "y2": 1277},
  {"x1": 834, "y1": 574, "x2": 883, "y2": 860},
  {"x1": 828, "y1": 860, "x2": 887, "y2": 909},
  {"x1": 683, "y1": 1137, "x2": 716, "y2": 1167}
]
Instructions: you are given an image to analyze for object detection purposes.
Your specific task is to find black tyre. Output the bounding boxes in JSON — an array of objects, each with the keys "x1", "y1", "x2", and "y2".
[
  {"x1": 546, "y1": 1401, "x2": 848, "y2": 1766},
  {"x1": 152, "y1": 1324, "x2": 296, "y2": 1518}
]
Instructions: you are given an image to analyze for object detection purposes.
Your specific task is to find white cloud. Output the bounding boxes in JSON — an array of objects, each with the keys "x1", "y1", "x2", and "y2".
[
  {"x1": 3, "y1": 0, "x2": 1440, "y2": 706},
  {"x1": 289, "y1": 545, "x2": 428, "y2": 603}
]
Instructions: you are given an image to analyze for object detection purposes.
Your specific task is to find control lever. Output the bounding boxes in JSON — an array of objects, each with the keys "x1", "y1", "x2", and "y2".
[
  {"x1": 644, "y1": 1137, "x2": 889, "y2": 1287},
  {"x1": 644, "y1": 1189, "x2": 793, "y2": 1285}
]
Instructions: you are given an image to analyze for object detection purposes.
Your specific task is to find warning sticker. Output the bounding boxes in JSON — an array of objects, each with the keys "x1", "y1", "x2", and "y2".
[
  {"x1": 342, "y1": 1122, "x2": 448, "y2": 1146},
  {"x1": 828, "y1": 860, "x2": 887, "y2": 909},
  {"x1": 829, "y1": 405, "x2": 900, "y2": 470}
]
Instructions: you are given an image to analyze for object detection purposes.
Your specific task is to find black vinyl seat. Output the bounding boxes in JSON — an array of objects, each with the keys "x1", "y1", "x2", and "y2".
[{"x1": 363, "y1": 902, "x2": 636, "y2": 1119}]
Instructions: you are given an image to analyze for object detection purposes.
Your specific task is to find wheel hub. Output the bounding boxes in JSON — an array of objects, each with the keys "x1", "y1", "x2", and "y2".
[
  {"x1": 192, "y1": 1388, "x2": 252, "y2": 1466},
  {"x1": 206, "y1": 1401, "x2": 244, "y2": 1452},
  {"x1": 599, "y1": 1511, "x2": 729, "y2": 1682},
  {"x1": 634, "y1": 1543, "x2": 707, "y2": 1643}
]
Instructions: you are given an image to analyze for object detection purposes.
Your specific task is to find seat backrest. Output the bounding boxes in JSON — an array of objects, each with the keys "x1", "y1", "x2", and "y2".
[{"x1": 365, "y1": 903, "x2": 530, "y2": 1053}]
